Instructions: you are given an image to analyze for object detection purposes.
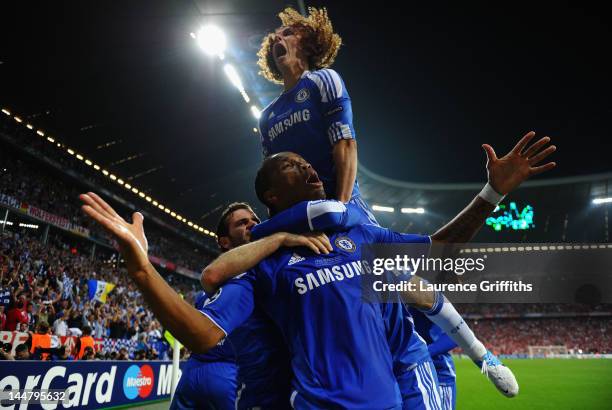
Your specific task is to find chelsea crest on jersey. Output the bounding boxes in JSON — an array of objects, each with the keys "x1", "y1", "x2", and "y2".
[{"x1": 258, "y1": 68, "x2": 357, "y2": 198}]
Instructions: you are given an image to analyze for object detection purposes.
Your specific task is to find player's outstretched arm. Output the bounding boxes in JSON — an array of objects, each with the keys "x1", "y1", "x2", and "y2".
[
  {"x1": 79, "y1": 192, "x2": 224, "y2": 354},
  {"x1": 201, "y1": 231, "x2": 332, "y2": 293},
  {"x1": 431, "y1": 131, "x2": 556, "y2": 243}
]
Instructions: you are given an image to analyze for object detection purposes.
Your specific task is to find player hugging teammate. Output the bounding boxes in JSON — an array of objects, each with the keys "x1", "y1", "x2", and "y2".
[{"x1": 79, "y1": 6, "x2": 557, "y2": 410}]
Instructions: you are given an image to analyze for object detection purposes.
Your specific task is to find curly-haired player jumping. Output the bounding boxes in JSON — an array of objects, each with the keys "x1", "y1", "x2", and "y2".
[{"x1": 256, "y1": 7, "x2": 374, "y2": 221}]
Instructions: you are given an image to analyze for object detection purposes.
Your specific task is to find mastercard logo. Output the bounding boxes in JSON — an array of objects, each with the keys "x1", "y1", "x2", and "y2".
[{"x1": 123, "y1": 364, "x2": 154, "y2": 399}]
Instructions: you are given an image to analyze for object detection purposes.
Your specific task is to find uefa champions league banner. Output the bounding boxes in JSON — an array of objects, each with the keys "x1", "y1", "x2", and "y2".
[{"x1": 0, "y1": 360, "x2": 186, "y2": 409}]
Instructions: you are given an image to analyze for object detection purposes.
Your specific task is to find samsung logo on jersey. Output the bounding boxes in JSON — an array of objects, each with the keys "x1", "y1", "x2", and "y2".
[
  {"x1": 268, "y1": 109, "x2": 311, "y2": 141},
  {"x1": 294, "y1": 260, "x2": 364, "y2": 295}
]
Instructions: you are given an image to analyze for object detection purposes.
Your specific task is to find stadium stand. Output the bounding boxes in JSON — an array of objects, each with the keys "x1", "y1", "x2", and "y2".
[{"x1": 1, "y1": 115, "x2": 216, "y2": 361}]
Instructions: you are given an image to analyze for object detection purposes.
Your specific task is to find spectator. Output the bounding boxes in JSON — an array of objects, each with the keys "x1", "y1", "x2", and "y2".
[
  {"x1": 15, "y1": 343, "x2": 30, "y2": 360},
  {"x1": 67, "y1": 309, "x2": 83, "y2": 330},
  {"x1": 52, "y1": 312, "x2": 68, "y2": 336},
  {"x1": 92, "y1": 314, "x2": 106, "y2": 339},
  {"x1": 82, "y1": 346, "x2": 95, "y2": 360},
  {"x1": 52, "y1": 345, "x2": 74, "y2": 361},
  {"x1": 6, "y1": 299, "x2": 28, "y2": 331},
  {"x1": 117, "y1": 347, "x2": 129, "y2": 361},
  {"x1": 0, "y1": 342, "x2": 14, "y2": 360},
  {"x1": 37, "y1": 304, "x2": 52, "y2": 328},
  {"x1": 75, "y1": 326, "x2": 95, "y2": 360},
  {"x1": 0, "y1": 305, "x2": 6, "y2": 330},
  {"x1": 29, "y1": 321, "x2": 52, "y2": 360},
  {"x1": 26, "y1": 302, "x2": 36, "y2": 329},
  {"x1": 0, "y1": 279, "x2": 11, "y2": 309},
  {"x1": 109, "y1": 314, "x2": 126, "y2": 339}
]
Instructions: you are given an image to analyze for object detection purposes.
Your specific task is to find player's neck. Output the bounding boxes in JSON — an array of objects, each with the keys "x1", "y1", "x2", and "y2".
[{"x1": 281, "y1": 61, "x2": 308, "y2": 91}]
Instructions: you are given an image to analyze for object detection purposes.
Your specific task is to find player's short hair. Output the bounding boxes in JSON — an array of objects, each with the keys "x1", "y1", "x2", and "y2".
[
  {"x1": 216, "y1": 202, "x2": 260, "y2": 246},
  {"x1": 81, "y1": 325, "x2": 92, "y2": 336},
  {"x1": 257, "y1": 7, "x2": 342, "y2": 84},
  {"x1": 255, "y1": 154, "x2": 288, "y2": 215}
]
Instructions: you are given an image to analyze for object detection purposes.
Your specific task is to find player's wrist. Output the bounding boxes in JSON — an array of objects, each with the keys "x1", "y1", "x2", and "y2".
[
  {"x1": 270, "y1": 232, "x2": 288, "y2": 247},
  {"x1": 478, "y1": 182, "x2": 506, "y2": 205}
]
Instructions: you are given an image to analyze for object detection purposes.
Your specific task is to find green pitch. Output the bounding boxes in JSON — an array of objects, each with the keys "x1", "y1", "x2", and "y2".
[{"x1": 455, "y1": 357, "x2": 612, "y2": 410}]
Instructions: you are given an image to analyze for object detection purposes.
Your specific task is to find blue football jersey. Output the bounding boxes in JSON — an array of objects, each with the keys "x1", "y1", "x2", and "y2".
[
  {"x1": 202, "y1": 224, "x2": 431, "y2": 409},
  {"x1": 410, "y1": 308, "x2": 457, "y2": 385},
  {"x1": 259, "y1": 68, "x2": 359, "y2": 200},
  {"x1": 250, "y1": 199, "x2": 432, "y2": 373},
  {"x1": 191, "y1": 291, "x2": 236, "y2": 363},
  {"x1": 381, "y1": 302, "x2": 432, "y2": 376},
  {"x1": 196, "y1": 287, "x2": 291, "y2": 408}
]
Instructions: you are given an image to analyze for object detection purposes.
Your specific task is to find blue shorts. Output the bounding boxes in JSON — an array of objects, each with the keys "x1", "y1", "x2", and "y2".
[
  {"x1": 438, "y1": 383, "x2": 456, "y2": 410},
  {"x1": 170, "y1": 359, "x2": 237, "y2": 410},
  {"x1": 397, "y1": 359, "x2": 443, "y2": 410},
  {"x1": 349, "y1": 195, "x2": 379, "y2": 226}
]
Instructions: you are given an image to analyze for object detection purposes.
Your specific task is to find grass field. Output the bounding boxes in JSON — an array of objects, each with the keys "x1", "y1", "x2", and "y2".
[
  {"x1": 455, "y1": 358, "x2": 612, "y2": 410},
  {"x1": 130, "y1": 358, "x2": 612, "y2": 410}
]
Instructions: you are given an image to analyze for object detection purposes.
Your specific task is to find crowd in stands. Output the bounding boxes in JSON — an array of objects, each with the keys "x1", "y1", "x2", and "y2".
[
  {"x1": 0, "y1": 146, "x2": 213, "y2": 273},
  {"x1": 0, "y1": 116, "x2": 203, "y2": 244},
  {"x1": 2, "y1": 224, "x2": 611, "y2": 360},
  {"x1": 467, "y1": 317, "x2": 612, "y2": 355},
  {"x1": 0, "y1": 228, "x2": 199, "y2": 361},
  {"x1": 457, "y1": 303, "x2": 612, "y2": 317}
]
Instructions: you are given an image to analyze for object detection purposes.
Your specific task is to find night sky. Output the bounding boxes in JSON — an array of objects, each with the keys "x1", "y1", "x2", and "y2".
[{"x1": 1, "y1": 1, "x2": 610, "y2": 222}]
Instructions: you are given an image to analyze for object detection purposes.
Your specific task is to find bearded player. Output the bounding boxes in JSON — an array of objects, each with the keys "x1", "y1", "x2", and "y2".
[{"x1": 171, "y1": 202, "x2": 331, "y2": 409}]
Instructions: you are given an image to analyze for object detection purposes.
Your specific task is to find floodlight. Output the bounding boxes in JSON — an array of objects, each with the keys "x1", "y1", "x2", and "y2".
[
  {"x1": 401, "y1": 207, "x2": 425, "y2": 214},
  {"x1": 196, "y1": 25, "x2": 226, "y2": 58},
  {"x1": 372, "y1": 205, "x2": 394, "y2": 213},
  {"x1": 593, "y1": 197, "x2": 612, "y2": 205}
]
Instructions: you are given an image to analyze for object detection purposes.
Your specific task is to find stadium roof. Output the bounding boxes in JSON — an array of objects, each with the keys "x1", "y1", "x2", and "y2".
[{"x1": 1, "y1": 1, "x2": 610, "y2": 231}]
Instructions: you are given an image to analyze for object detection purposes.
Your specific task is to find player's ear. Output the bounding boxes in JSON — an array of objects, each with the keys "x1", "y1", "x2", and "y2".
[
  {"x1": 218, "y1": 236, "x2": 231, "y2": 251},
  {"x1": 263, "y1": 189, "x2": 278, "y2": 209}
]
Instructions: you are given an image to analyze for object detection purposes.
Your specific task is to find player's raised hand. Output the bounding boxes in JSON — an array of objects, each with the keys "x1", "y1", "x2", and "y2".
[
  {"x1": 280, "y1": 231, "x2": 333, "y2": 254},
  {"x1": 482, "y1": 131, "x2": 556, "y2": 195},
  {"x1": 79, "y1": 192, "x2": 150, "y2": 274}
]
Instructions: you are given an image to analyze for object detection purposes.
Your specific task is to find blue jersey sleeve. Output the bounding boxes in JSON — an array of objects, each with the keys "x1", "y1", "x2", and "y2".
[
  {"x1": 258, "y1": 123, "x2": 270, "y2": 157},
  {"x1": 194, "y1": 291, "x2": 208, "y2": 310},
  {"x1": 198, "y1": 276, "x2": 255, "y2": 337},
  {"x1": 427, "y1": 333, "x2": 458, "y2": 356},
  {"x1": 306, "y1": 69, "x2": 356, "y2": 145},
  {"x1": 250, "y1": 200, "x2": 364, "y2": 240},
  {"x1": 360, "y1": 224, "x2": 432, "y2": 245}
]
